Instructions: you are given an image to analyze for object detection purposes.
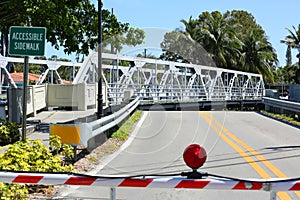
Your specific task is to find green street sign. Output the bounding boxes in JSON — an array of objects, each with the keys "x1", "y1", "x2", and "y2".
[{"x1": 9, "y1": 26, "x2": 46, "y2": 56}]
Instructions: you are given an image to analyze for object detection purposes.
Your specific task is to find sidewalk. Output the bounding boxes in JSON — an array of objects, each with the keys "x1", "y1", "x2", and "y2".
[
  {"x1": 26, "y1": 109, "x2": 97, "y2": 144},
  {"x1": 27, "y1": 109, "x2": 97, "y2": 124}
]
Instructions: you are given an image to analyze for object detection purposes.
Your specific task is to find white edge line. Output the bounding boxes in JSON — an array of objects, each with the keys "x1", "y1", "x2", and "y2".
[
  {"x1": 90, "y1": 111, "x2": 149, "y2": 174},
  {"x1": 59, "y1": 111, "x2": 149, "y2": 198}
]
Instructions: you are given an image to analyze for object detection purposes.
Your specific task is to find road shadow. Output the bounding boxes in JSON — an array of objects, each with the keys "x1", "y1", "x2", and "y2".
[{"x1": 264, "y1": 145, "x2": 300, "y2": 150}]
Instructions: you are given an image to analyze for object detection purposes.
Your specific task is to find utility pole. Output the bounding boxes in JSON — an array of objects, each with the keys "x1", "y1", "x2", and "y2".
[{"x1": 97, "y1": 0, "x2": 103, "y2": 119}]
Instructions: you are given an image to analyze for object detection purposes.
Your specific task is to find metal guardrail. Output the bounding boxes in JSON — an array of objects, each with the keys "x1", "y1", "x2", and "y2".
[
  {"x1": 263, "y1": 97, "x2": 300, "y2": 113},
  {"x1": 89, "y1": 97, "x2": 139, "y2": 138},
  {"x1": 50, "y1": 97, "x2": 140, "y2": 147}
]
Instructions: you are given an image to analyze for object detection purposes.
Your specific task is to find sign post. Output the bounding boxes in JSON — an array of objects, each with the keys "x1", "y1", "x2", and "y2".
[
  {"x1": 9, "y1": 26, "x2": 46, "y2": 141},
  {"x1": 21, "y1": 56, "x2": 29, "y2": 141}
]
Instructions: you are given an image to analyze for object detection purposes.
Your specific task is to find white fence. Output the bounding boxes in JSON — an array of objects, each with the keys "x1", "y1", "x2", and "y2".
[
  {"x1": 8, "y1": 85, "x2": 47, "y2": 122},
  {"x1": 47, "y1": 83, "x2": 107, "y2": 110},
  {"x1": 8, "y1": 83, "x2": 107, "y2": 123}
]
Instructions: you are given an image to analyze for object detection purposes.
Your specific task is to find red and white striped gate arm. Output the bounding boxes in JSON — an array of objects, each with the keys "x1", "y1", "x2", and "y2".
[{"x1": 0, "y1": 171, "x2": 300, "y2": 192}]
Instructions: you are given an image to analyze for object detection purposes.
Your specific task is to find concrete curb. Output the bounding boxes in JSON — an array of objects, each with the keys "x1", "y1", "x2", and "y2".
[{"x1": 18, "y1": 125, "x2": 36, "y2": 136}]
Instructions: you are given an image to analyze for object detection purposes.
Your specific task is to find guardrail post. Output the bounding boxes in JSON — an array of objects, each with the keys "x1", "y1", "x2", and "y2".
[
  {"x1": 73, "y1": 146, "x2": 77, "y2": 161},
  {"x1": 110, "y1": 187, "x2": 116, "y2": 200},
  {"x1": 270, "y1": 191, "x2": 276, "y2": 200}
]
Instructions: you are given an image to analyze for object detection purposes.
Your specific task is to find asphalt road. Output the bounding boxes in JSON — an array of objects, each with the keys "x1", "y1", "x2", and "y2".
[{"x1": 60, "y1": 111, "x2": 300, "y2": 200}]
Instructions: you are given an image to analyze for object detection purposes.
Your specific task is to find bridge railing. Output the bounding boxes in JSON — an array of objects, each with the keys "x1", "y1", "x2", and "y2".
[{"x1": 107, "y1": 83, "x2": 263, "y2": 105}]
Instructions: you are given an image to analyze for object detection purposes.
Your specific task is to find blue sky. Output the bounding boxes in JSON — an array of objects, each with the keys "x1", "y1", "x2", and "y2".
[{"x1": 48, "y1": 0, "x2": 300, "y2": 66}]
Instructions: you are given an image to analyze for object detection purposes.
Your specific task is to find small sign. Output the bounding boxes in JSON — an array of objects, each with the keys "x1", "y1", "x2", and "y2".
[{"x1": 9, "y1": 26, "x2": 46, "y2": 56}]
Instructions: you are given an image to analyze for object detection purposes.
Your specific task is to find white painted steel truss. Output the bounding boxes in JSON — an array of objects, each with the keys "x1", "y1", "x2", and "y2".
[
  {"x1": 1, "y1": 52, "x2": 264, "y2": 105},
  {"x1": 74, "y1": 52, "x2": 265, "y2": 105},
  {"x1": 0, "y1": 55, "x2": 80, "y2": 89}
]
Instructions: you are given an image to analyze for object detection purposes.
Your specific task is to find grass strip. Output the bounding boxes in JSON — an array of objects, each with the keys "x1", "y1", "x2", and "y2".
[
  {"x1": 260, "y1": 110, "x2": 300, "y2": 127},
  {"x1": 111, "y1": 110, "x2": 143, "y2": 140}
]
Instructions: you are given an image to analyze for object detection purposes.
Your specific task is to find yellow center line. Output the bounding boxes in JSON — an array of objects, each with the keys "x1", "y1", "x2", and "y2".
[
  {"x1": 202, "y1": 111, "x2": 300, "y2": 198},
  {"x1": 204, "y1": 112, "x2": 287, "y2": 177},
  {"x1": 199, "y1": 112, "x2": 271, "y2": 178},
  {"x1": 199, "y1": 111, "x2": 292, "y2": 200}
]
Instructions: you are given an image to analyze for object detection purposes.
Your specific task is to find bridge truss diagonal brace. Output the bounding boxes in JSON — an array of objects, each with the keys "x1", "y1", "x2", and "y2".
[{"x1": 0, "y1": 56, "x2": 17, "y2": 88}]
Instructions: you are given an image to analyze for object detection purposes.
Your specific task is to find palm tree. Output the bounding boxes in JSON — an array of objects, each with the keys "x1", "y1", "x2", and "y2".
[
  {"x1": 240, "y1": 29, "x2": 278, "y2": 83},
  {"x1": 178, "y1": 11, "x2": 277, "y2": 82},
  {"x1": 285, "y1": 45, "x2": 292, "y2": 66},
  {"x1": 180, "y1": 17, "x2": 198, "y2": 37},
  {"x1": 194, "y1": 11, "x2": 243, "y2": 69},
  {"x1": 281, "y1": 25, "x2": 300, "y2": 83}
]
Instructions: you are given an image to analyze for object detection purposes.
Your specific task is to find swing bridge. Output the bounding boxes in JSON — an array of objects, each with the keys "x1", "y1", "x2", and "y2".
[
  {"x1": 76, "y1": 52, "x2": 264, "y2": 105},
  {"x1": 0, "y1": 51, "x2": 264, "y2": 114}
]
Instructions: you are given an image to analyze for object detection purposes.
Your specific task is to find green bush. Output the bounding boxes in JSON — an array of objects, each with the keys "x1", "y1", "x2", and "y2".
[
  {"x1": 49, "y1": 135, "x2": 74, "y2": 163},
  {"x1": 0, "y1": 136, "x2": 74, "y2": 199},
  {"x1": 0, "y1": 120, "x2": 20, "y2": 146}
]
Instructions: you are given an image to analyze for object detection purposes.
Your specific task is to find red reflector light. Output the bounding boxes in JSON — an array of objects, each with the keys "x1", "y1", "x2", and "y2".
[{"x1": 183, "y1": 144, "x2": 207, "y2": 169}]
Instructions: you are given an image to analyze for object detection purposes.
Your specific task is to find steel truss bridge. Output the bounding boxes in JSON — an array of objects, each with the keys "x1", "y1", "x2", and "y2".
[
  {"x1": 74, "y1": 52, "x2": 264, "y2": 105},
  {"x1": 0, "y1": 52, "x2": 264, "y2": 106}
]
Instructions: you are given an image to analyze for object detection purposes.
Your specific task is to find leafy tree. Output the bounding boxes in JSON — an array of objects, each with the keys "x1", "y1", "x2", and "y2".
[
  {"x1": 228, "y1": 10, "x2": 277, "y2": 82},
  {"x1": 227, "y1": 10, "x2": 265, "y2": 38},
  {"x1": 281, "y1": 25, "x2": 300, "y2": 83},
  {"x1": 0, "y1": 0, "x2": 143, "y2": 60},
  {"x1": 28, "y1": 64, "x2": 43, "y2": 75},
  {"x1": 160, "y1": 30, "x2": 188, "y2": 63},
  {"x1": 34, "y1": 56, "x2": 47, "y2": 60},
  {"x1": 160, "y1": 30, "x2": 214, "y2": 66},
  {"x1": 104, "y1": 27, "x2": 145, "y2": 54},
  {"x1": 1, "y1": 0, "x2": 100, "y2": 57},
  {"x1": 275, "y1": 64, "x2": 297, "y2": 83}
]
